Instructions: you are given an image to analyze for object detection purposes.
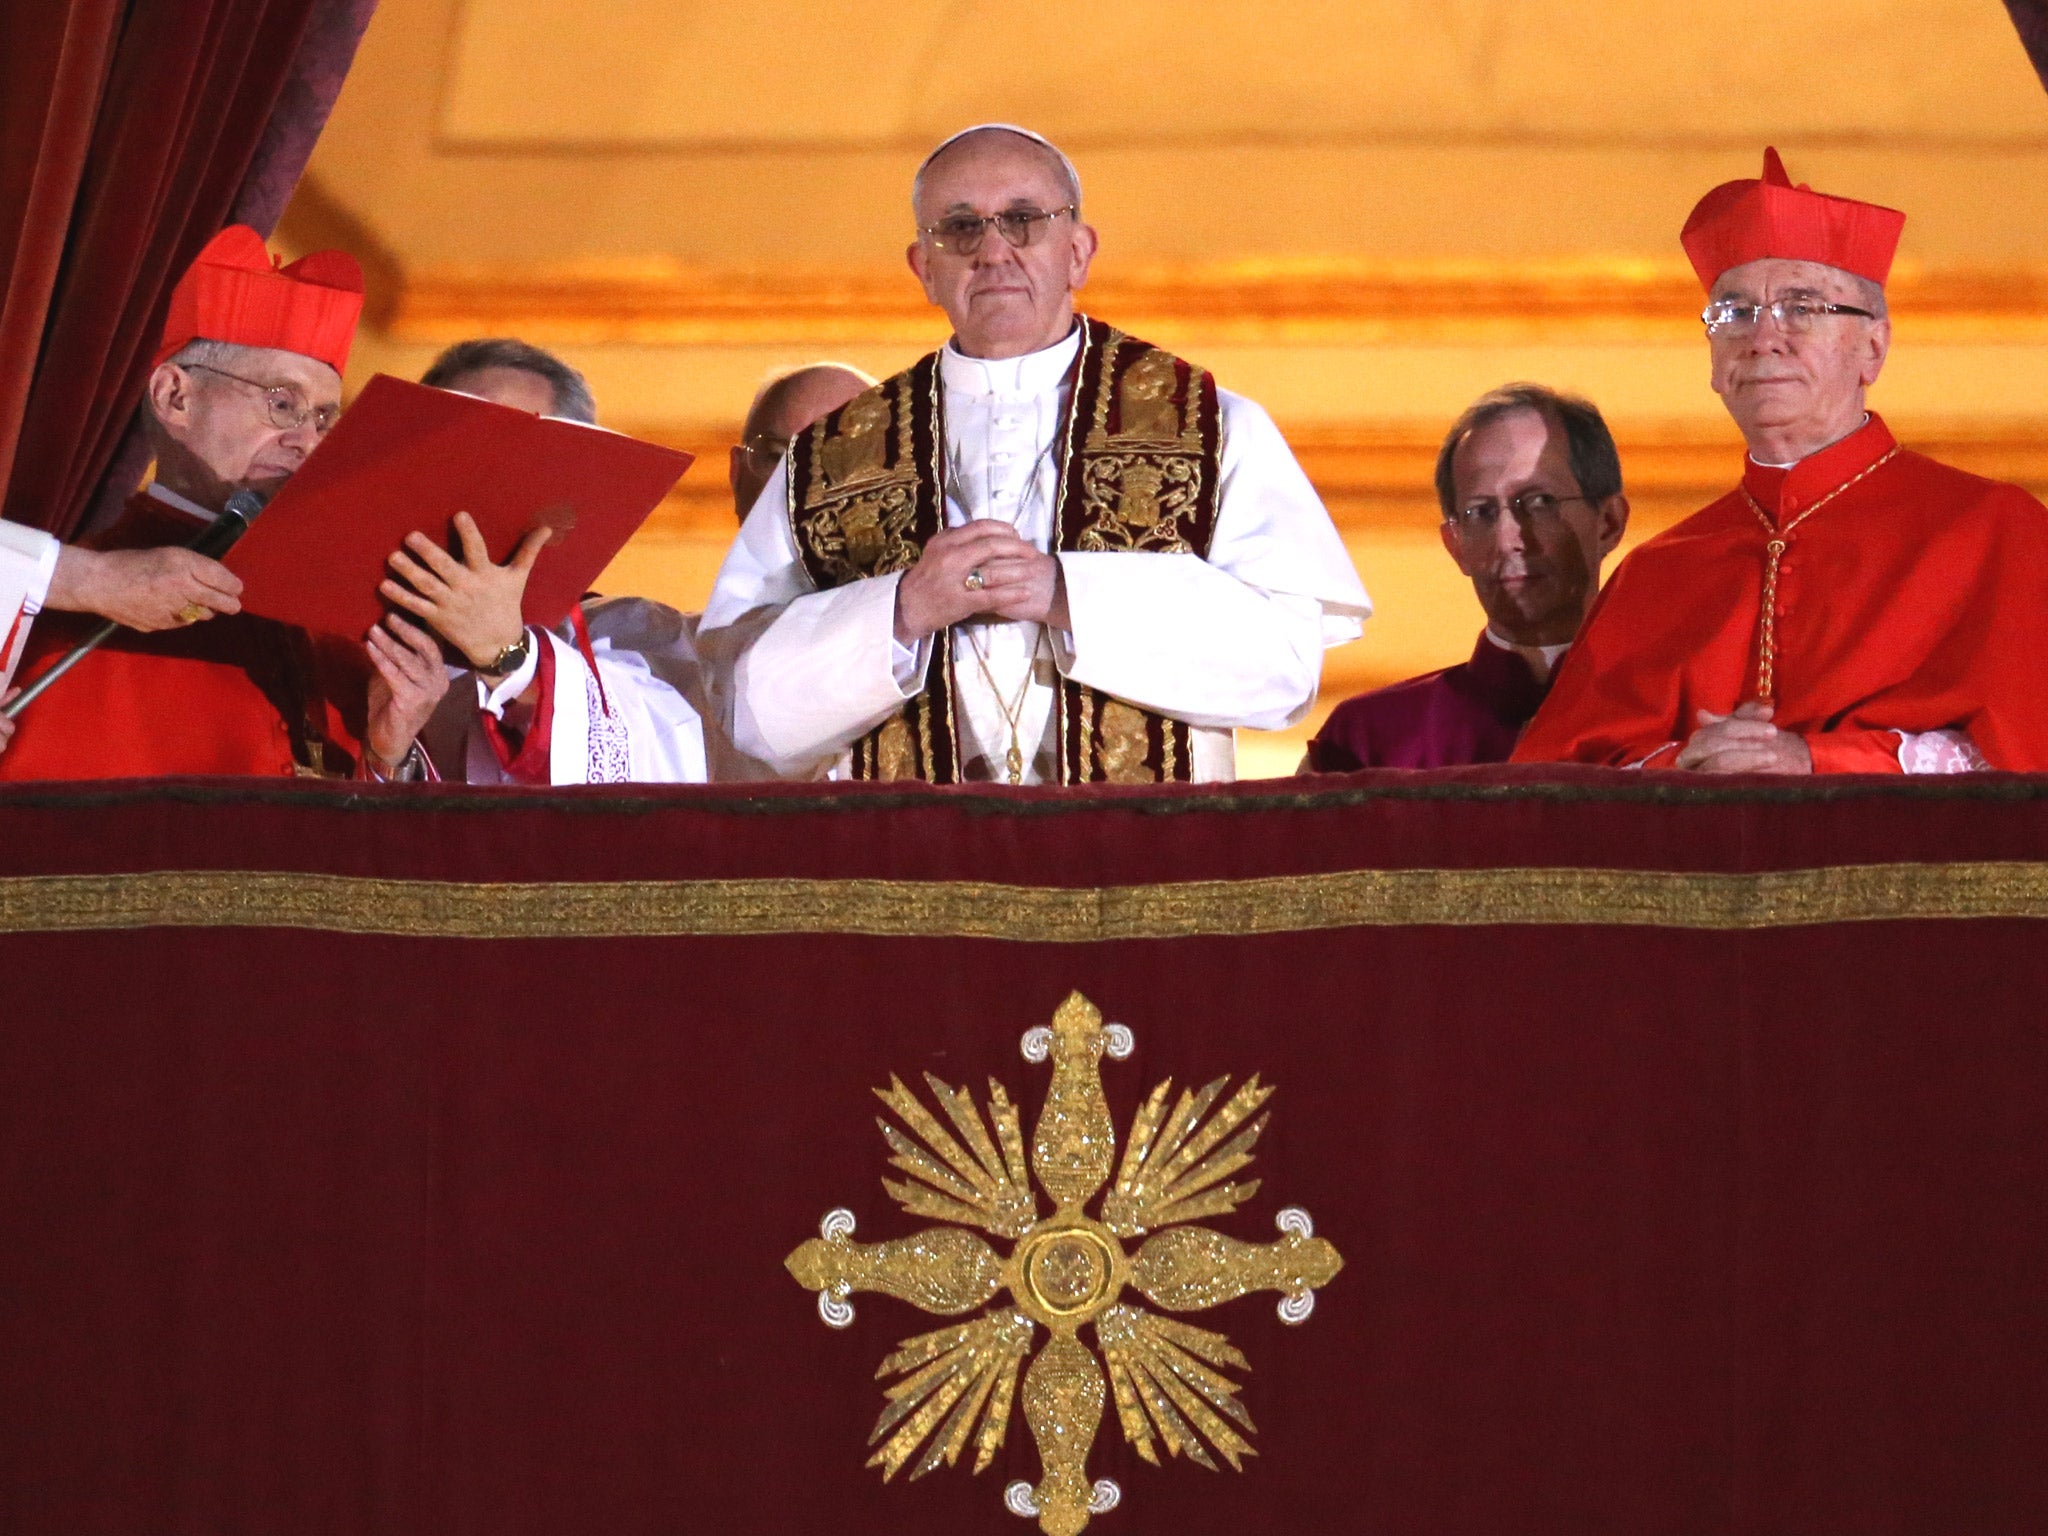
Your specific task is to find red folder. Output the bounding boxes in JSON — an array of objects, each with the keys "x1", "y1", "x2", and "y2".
[{"x1": 224, "y1": 374, "x2": 693, "y2": 638}]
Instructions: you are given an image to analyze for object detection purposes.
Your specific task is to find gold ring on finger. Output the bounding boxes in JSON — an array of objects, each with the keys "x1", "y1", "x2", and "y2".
[
  {"x1": 175, "y1": 603, "x2": 209, "y2": 625},
  {"x1": 964, "y1": 568, "x2": 985, "y2": 592}
]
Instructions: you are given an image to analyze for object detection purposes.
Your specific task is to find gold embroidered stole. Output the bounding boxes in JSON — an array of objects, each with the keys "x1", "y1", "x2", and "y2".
[{"x1": 785, "y1": 317, "x2": 1222, "y2": 784}]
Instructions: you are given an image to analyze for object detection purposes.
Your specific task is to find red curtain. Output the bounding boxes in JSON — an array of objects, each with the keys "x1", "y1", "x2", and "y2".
[
  {"x1": 0, "y1": 0, "x2": 375, "y2": 544},
  {"x1": 0, "y1": 1, "x2": 122, "y2": 507}
]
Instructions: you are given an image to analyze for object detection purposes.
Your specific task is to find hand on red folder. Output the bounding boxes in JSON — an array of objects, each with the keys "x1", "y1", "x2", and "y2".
[
  {"x1": 223, "y1": 375, "x2": 692, "y2": 640},
  {"x1": 381, "y1": 511, "x2": 552, "y2": 669}
]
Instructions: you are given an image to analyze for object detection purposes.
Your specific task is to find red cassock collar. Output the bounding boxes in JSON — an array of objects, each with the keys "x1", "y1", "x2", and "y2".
[{"x1": 1740, "y1": 413, "x2": 1897, "y2": 523}]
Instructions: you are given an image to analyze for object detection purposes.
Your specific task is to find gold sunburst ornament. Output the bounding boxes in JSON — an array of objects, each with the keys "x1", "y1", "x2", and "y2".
[{"x1": 785, "y1": 991, "x2": 1344, "y2": 1535}]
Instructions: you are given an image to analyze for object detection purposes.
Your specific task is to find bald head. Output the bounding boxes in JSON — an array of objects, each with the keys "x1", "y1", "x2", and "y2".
[{"x1": 731, "y1": 363, "x2": 876, "y2": 519}]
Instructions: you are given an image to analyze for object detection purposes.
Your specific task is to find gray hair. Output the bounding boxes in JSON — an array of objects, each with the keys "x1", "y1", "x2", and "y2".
[
  {"x1": 147, "y1": 339, "x2": 265, "y2": 444},
  {"x1": 420, "y1": 337, "x2": 598, "y2": 424},
  {"x1": 1434, "y1": 383, "x2": 1624, "y2": 521},
  {"x1": 1846, "y1": 272, "x2": 1888, "y2": 319},
  {"x1": 911, "y1": 124, "x2": 1082, "y2": 221},
  {"x1": 162, "y1": 338, "x2": 258, "y2": 373}
]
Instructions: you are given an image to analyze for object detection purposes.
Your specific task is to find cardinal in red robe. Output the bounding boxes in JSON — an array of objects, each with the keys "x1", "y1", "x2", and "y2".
[
  {"x1": 1514, "y1": 149, "x2": 2048, "y2": 775},
  {"x1": 0, "y1": 227, "x2": 448, "y2": 780}
]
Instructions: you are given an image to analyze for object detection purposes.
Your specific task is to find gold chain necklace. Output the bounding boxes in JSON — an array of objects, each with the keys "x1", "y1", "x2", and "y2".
[
  {"x1": 963, "y1": 626, "x2": 1045, "y2": 784},
  {"x1": 1739, "y1": 445, "x2": 1898, "y2": 701}
]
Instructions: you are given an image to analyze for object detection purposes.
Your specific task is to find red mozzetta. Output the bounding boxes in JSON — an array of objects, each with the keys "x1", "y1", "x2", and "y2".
[
  {"x1": 1513, "y1": 414, "x2": 2048, "y2": 772},
  {"x1": 0, "y1": 494, "x2": 375, "y2": 780}
]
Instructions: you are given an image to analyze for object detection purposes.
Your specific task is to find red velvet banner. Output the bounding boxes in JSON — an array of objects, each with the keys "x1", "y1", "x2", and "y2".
[{"x1": 2, "y1": 770, "x2": 2045, "y2": 1535}]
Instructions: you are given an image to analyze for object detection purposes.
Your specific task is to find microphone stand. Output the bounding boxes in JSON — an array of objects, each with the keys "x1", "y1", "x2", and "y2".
[{"x1": 1, "y1": 488, "x2": 270, "y2": 721}]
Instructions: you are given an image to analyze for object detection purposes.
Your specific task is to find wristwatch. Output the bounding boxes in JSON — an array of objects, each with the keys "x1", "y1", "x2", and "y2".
[
  {"x1": 482, "y1": 627, "x2": 533, "y2": 677},
  {"x1": 367, "y1": 740, "x2": 429, "y2": 783}
]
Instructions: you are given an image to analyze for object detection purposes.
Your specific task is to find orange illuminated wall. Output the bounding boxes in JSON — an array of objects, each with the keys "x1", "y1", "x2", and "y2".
[{"x1": 286, "y1": 0, "x2": 2048, "y2": 775}]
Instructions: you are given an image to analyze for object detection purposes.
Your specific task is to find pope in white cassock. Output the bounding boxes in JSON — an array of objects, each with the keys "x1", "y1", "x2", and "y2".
[{"x1": 697, "y1": 125, "x2": 1371, "y2": 785}]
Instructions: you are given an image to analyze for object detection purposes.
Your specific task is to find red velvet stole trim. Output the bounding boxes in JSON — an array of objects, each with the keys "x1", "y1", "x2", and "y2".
[
  {"x1": 567, "y1": 601, "x2": 612, "y2": 719},
  {"x1": 789, "y1": 354, "x2": 955, "y2": 782},
  {"x1": 1053, "y1": 319, "x2": 1221, "y2": 782}
]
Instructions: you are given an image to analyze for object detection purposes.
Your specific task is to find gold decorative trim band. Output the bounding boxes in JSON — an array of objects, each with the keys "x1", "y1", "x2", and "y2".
[{"x1": 3, "y1": 862, "x2": 2047, "y2": 941}]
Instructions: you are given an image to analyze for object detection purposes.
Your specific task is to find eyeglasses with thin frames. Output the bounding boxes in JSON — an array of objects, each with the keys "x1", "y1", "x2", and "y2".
[
  {"x1": 740, "y1": 432, "x2": 791, "y2": 469},
  {"x1": 1701, "y1": 293, "x2": 1877, "y2": 339},
  {"x1": 920, "y1": 205, "x2": 1078, "y2": 256},
  {"x1": 1446, "y1": 491, "x2": 1591, "y2": 536},
  {"x1": 185, "y1": 362, "x2": 341, "y2": 434}
]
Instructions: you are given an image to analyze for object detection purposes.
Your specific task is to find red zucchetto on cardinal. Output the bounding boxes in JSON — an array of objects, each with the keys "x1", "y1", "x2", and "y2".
[
  {"x1": 1679, "y1": 146, "x2": 1906, "y2": 290},
  {"x1": 154, "y1": 225, "x2": 365, "y2": 374}
]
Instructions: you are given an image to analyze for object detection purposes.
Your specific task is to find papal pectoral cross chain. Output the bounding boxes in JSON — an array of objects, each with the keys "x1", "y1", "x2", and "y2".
[
  {"x1": 1740, "y1": 446, "x2": 1897, "y2": 702},
  {"x1": 965, "y1": 626, "x2": 1045, "y2": 784}
]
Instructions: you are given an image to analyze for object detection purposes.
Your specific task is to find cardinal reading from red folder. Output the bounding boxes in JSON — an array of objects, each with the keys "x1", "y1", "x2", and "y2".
[
  {"x1": 0, "y1": 227, "x2": 448, "y2": 781},
  {"x1": 1513, "y1": 150, "x2": 2048, "y2": 774}
]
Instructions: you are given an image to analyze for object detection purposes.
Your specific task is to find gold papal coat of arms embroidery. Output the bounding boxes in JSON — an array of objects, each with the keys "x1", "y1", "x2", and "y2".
[{"x1": 786, "y1": 992, "x2": 1345, "y2": 1535}]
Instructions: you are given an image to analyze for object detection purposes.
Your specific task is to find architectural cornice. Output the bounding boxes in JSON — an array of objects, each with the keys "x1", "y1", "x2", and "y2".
[
  {"x1": 623, "y1": 418, "x2": 2048, "y2": 531},
  {"x1": 385, "y1": 258, "x2": 2048, "y2": 346}
]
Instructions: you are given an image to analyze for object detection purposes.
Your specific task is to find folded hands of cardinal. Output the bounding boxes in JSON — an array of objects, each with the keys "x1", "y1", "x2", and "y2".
[{"x1": 1674, "y1": 700, "x2": 1814, "y2": 774}]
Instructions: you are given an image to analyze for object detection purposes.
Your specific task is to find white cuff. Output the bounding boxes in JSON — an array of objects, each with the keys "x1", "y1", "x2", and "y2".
[
  {"x1": 1897, "y1": 728, "x2": 1991, "y2": 774},
  {"x1": 0, "y1": 523, "x2": 60, "y2": 616},
  {"x1": 729, "y1": 570, "x2": 926, "y2": 768},
  {"x1": 890, "y1": 632, "x2": 933, "y2": 691},
  {"x1": 474, "y1": 632, "x2": 540, "y2": 717},
  {"x1": 1052, "y1": 550, "x2": 1324, "y2": 730}
]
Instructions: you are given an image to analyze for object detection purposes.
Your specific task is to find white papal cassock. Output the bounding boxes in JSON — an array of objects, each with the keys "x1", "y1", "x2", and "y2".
[{"x1": 697, "y1": 328, "x2": 1371, "y2": 782}]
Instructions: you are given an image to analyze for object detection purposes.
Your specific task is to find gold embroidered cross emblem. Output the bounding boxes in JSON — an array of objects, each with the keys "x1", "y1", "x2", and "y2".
[{"x1": 786, "y1": 991, "x2": 1344, "y2": 1535}]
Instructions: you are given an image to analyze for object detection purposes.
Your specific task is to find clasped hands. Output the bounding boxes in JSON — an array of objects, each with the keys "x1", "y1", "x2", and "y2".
[
  {"x1": 1673, "y1": 700, "x2": 1814, "y2": 774},
  {"x1": 893, "y1": 520, "x2": 1068, "y2": 645}
]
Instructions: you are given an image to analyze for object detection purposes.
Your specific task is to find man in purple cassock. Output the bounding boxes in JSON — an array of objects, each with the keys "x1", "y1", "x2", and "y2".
[{"x1": 1305, "y1": 383, "x2": 1630, "y2": 771}]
